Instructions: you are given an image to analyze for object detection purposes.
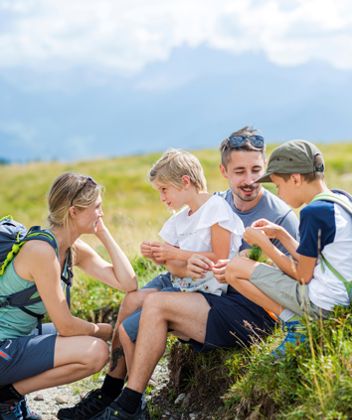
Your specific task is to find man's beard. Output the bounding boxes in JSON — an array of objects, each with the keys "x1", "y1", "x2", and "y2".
[{"x1": 235, "y1": 184, "x2": 261, "y2": 202}]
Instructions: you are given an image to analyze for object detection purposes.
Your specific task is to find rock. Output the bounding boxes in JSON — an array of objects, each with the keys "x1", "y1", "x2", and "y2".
[
  {"x1": 33, "y1": 394, "x2": 44, "y2": 401},
  {"x1": 55, "y1": 395, "x2": 68, "y2": 404},
  {"x1": 175, "y1": 393, "x2": 186, "y2": 405}
]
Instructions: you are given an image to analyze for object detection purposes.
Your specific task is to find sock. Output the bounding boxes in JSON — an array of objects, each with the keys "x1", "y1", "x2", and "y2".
[
  {"x1": 101, "y1": 375, "x2": 124, "y2": 399},
  {"x1": 278, "y1": 309, "x2": 298, "y2": 322},
  {"x1": 0, "y1": 384, "x2": 23, "y2": 403},
  {"x1": 117, "y1": 387, "x2": 143, "y2": 414}
]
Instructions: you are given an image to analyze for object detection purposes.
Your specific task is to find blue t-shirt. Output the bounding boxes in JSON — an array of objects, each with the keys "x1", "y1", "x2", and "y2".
[{"x1": 217, "y1": 188, "x2": 299, "y2": 254}]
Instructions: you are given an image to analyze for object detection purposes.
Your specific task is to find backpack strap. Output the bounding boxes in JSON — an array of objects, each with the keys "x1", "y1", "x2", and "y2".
[
  {"x1": 0, "y1": 227, "x2": 73, "y2": 334},
  {"x1": 310, "y1": 190, "x2": 352, "y2": 299}
]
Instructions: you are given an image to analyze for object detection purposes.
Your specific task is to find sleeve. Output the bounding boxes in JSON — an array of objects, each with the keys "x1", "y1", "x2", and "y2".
[
  {"x1": 296, "y1": 202, "x2": 336, "y2": 258},
  {"x1": 159, "y1": 214, "x2": 179, "y2": 246},
  {"x1": 197, "y1": 196, "x2": 245, "y2": 236}
]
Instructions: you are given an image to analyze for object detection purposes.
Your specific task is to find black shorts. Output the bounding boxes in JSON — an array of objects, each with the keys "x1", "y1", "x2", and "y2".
[{"x1": 188, "y1": 286, "x2": 276, "y2": 352}]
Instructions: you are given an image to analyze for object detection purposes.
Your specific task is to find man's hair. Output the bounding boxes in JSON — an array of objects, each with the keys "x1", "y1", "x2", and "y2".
[
  {"x1": 149, "y1": 149, "x2": 207, "y2": 192},
  {"x1": 219, "y1": 126, "x2": 265, "y2": 167},
  {"x1": 274, "y1": 154, "x2": 325, "y2": 183}
]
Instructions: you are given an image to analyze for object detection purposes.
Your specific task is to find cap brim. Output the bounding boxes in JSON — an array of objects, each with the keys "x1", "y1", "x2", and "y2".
[{"x1": 255, "y1": 172, "x2": 273, "y2": 183}]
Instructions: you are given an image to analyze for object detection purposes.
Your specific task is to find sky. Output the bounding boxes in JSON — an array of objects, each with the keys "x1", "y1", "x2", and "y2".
[{"x1": 0, "y1": 0, "x2": 352, "y2": 162}]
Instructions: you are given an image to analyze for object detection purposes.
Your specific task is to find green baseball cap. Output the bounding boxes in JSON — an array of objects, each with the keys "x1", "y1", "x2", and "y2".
[{"x1": 256, "y1": 140, "x2": 324, "y2": 183}]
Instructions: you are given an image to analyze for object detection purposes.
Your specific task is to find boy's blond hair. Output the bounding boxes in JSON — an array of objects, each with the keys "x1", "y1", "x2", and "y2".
[{"x1": 149, "y1": 149, "x2": 207, "y2": 192}]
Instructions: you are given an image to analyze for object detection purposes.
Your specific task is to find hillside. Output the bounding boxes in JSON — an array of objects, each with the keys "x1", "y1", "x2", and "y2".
[{"x1": 2, "y1": 144, "x2": 352, "y2": 419}]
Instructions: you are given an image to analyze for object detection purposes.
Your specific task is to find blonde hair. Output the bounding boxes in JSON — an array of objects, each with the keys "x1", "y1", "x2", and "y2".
[
  {"x1": 47, "y1": 172, "x2": 102, "y2": 228},
  {"x1": 149, "y1": 149, "x2": 207, "y2": 192}
]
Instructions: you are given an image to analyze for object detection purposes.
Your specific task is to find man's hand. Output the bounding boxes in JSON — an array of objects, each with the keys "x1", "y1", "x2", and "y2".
[
  {"x1": 212, "y1": 259, "x2": 230, "y2": 283},
  {"x1": 186, "y1": 254, "x2": 213, "y2": 279},
  {"x1": 251, "y1": 218, "x2": 283, "y2": 239}
]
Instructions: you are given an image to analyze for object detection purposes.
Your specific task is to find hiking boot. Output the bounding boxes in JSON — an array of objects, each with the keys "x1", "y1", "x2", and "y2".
[
  {"x1": 56, "y1": 389, "x2": 114, "y2": 420},
  {"x1": 272, "y1": 320, "x2": 306, "y2": 358},
  {"x1": 0, "y1": 401, "x2": 24, "y2": 420},
  {"x1": 91, "y1": 400, "x2": 149, "y2": 420},
  {"x1": 19, "y1": 398, "x2": 42, "y2": 420}
]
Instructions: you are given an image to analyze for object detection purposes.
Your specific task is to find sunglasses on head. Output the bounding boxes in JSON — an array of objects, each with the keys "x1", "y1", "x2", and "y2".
[
  {"x1": 70, "y1": 176, "x2": 97, "y2": 206},
  {"x1": 227, "y1": 134, "x2": 264, "y2": 150}
]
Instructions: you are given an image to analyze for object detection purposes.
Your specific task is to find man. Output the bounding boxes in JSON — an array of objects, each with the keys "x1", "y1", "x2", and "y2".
[{"x1": 59, "y1": 127, "x2": 299, "y2": 419}]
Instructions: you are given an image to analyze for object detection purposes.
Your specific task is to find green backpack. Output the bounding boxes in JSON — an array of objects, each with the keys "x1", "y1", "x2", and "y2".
[{"x1": 310, "y1": 189, "x2": 352, "y2": 298}]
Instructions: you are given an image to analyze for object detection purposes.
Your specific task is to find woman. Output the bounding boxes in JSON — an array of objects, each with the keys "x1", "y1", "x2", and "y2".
[{"x1": 0, "y1": 173, "x2": 137, "y2": 420}]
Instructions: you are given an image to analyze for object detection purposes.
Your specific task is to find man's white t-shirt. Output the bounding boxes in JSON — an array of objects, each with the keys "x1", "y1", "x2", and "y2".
[{"x1": 159, "y1": 195, "x2": 244, "y2": 295}]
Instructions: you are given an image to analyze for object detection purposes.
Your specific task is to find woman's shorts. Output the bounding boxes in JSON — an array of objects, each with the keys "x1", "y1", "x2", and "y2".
[{"x1": 0, "y1": 334, "x2": 57, "y2": 385}]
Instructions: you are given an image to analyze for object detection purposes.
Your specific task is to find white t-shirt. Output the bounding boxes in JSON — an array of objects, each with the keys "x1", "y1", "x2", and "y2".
[
  {"x1": 159, "y1": 195, "x2": 244, "y2": 295},
  {"x1": 297, "y1": 193, "x2": 352, "y2": 310}
]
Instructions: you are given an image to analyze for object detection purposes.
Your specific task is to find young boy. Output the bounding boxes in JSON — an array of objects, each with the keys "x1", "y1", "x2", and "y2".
[
  {"x1": 222, "y1": 139, "x2": 352, "y2": 355},
  {"x1": 118, "y1": 148, "x2": 245, "y2": 341}
]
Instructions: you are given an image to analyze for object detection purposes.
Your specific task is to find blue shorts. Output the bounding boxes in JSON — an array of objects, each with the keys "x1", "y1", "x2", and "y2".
[
  {"x1": 0, "y1": 333, "x2": 57, "y2": 385},
  {"x1": 122, "y1": 272, "x2": 180, "y2": 342},
  {"x1": 188, "y1": 286, "x2": 276, "y2": 352}
]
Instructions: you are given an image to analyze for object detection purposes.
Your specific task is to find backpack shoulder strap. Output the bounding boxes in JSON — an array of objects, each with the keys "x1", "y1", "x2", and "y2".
[
  {"x1": 311, "y1": 191, "x2": 352, "y2": 215},
  {"x1": 311, "y1": 190, "x2": 352, "y2": 299},
  {"x1": 23, "y1": 227, "x2": 58, "y2": 255}
]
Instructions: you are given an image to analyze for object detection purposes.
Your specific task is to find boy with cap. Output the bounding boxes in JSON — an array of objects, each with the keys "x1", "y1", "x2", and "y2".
[{"x1": 222, "y1": 139, "x2": 352, "y2": 355}]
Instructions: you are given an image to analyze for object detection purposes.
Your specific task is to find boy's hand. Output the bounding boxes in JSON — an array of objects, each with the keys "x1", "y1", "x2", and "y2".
[
  {"x1": 251, "y1": 218, "x2": 282, "y2": 239},
  {"x1": 187, "y1": 254, "x2": 213, "y2": 279},
  {"x1": 244, "y1": 227, "x2": 271, "y2": 248},
  {"x1": 140, "y1": 241, "x2": 154, "y2": 258},
  {"x1": 212, "y1": 259, "x2": 229, "y2": 283},
  {"x1": 150, "y1": 242, "x2": 179, "y2": 261}
]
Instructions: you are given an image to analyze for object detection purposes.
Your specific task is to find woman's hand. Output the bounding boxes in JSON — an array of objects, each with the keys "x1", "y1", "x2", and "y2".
[
  {"x1": 93, "y1": 323, "x2": 113, "y2": 341},
  {"x1": 250, "y1": 218, "x2": 282, "y2": 239},
  {"x1": 212, "y1": 259, "x2": 230, "y2": 283},
  {"x1": 94, "y1": 217, "x2": 108, "y2": 237},
  {"x1": 186, "y1": 254, "x2": 213, "y2": 279}
]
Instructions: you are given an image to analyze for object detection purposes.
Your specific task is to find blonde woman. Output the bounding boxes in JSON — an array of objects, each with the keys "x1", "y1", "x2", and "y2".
[{"x1": 0, "y1": 173, "x2": 137, "y2": 420}]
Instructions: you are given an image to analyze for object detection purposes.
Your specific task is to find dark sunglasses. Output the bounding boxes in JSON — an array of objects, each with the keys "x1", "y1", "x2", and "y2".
[
  {"x1": 70, "y1": 176, "x2": 97, "y2": 206},
  {"x1": 227, "y1": 134, "x2": 264, "y2": 150}
]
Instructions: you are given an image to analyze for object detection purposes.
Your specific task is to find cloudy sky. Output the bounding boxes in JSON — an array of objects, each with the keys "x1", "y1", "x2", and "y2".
[{"x1": 0, "y1": 0, "x2": 351, "y2": 161}]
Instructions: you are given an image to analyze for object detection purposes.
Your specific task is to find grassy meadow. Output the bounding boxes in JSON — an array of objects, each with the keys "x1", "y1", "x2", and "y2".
[{"x1": 1, "y1": 143, "x2": 352, "y2": 418}]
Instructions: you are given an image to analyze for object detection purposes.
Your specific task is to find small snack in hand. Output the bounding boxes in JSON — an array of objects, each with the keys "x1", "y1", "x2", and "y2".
[{"x1": 248, "y1": 245, "x2": 262, "y2": 261}]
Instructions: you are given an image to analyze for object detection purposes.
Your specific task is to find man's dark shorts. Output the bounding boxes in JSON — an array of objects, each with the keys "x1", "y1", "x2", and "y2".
[
  {"x1": 123, "y1": 272, "x2": 276, "y2": 351},
  {"x1": 188, "y1": 286, "x2": 276, "y2": 352},
  {"x1": 0, "y1": 334, "x2": 57, "y2": 385}
]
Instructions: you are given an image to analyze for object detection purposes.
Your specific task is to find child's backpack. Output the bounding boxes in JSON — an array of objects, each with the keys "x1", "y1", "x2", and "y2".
[
  {"x1": 0, "y1": 216, "x2": 73, "y2": 334},
  {"x1": 311, "y1": 189, "x2": 352, "y2": 298}
]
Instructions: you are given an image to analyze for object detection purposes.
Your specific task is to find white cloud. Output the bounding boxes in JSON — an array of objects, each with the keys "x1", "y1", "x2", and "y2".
[{"x1": 0, "y1": 0, "x2": 351, "y2": 77}]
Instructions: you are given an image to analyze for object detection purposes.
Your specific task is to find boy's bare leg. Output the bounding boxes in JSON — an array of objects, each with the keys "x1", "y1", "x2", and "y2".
[
  {"x1": 125, "y1": 291, "x2": 210, "y2": 393},
  {"x1": 225, "y1": 256, "x2": 283, "y2": 314},
  {"x1": 109, "y1": 288, "x2": 159, "y2": 377}
]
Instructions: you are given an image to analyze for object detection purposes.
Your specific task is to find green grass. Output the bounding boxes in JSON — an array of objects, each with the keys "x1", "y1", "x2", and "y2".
[{"x1": 1, "y1": 144, "x2": 352, "y2": 418}]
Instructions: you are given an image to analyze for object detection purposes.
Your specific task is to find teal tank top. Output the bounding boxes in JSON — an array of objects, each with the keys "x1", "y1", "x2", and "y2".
[{"x1": 0, "y1": 261, "x2": 45, "y2": 340}]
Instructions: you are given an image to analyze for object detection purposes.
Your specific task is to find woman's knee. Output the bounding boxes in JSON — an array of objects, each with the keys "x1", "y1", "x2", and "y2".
[{"x1": 83, "y1": 338, "x2": 109, "y2": 372}]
